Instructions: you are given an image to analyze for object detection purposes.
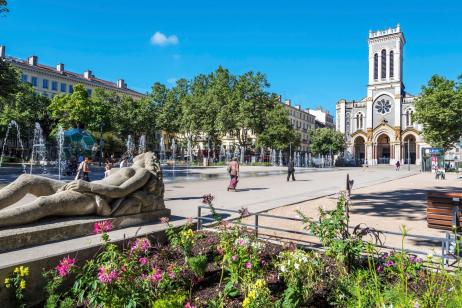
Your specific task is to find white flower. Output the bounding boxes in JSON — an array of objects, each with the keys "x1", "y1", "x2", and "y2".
[
  {"x1": 294, "y1": 263, "x2": 300, "y2": 270},
  {"x1": 280, "y1": 265, "x2": 286, "y2": 273}
]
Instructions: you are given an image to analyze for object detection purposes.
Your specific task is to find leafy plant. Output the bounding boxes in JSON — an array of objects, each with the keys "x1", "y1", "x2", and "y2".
[
  {"x1": 3, "y1": 265, "x2": 29, "y2": 308},
  {"x1": 298, "y1": 191, "x2": 382, "y2": 271},
  {"x1": 276, "y1": 249, "x2": 324, "y2": 306}
]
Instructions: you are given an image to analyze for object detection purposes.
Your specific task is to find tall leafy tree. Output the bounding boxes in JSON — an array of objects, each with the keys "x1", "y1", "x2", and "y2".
[
  {"x1": 0, "y1": 59, "x2": 20, "y2": 103},
  {"x1": 219, "y1": 71, "x2": 271, "y2": 151},
  {"x1": 156, "y1": 80, "x2": 185, "y2": 138},
  {"x1": 310, "y1": 128, "x2": 346, "y2": 155},
  {"x1": 49, "y1": 84, "x2": 93, "y2": 129},
  {"x1": 203, "y1": 67, "x2": 233, "y2": 151},
  {"x1": 0, "y1": 83, "x2": 50, "y2": 127},
  {"x1": 257, "y1": 101, "x2": 300, "y2": 151},
  {"x1": 180, "y1": 74, "x2": 206, "y2": 146},
  {"x1": 413, "y1": 75, "x2": 462, "y2": 150}
]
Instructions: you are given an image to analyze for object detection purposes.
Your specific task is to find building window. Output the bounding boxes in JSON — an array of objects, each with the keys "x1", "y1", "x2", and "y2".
[
  {"x1": 389, "y1": 50, "x2": 394, "y2": 78},
  {"x1": 31, "y1": 76, "x2": 38, "y2": 87},
  {"x1": 21, "y1": 74, "x2": 28, "y2": 82},
  {"x1": 61, "y1": 83, "x2": 66, "y2": 92},
  {"x1": 86, "y1": 89, "x2": 92, "y2": 96},
  {"x1": 69, "y1": 85, "x2": 73, "y2": 93},
  {"x1": 381, "y1": 49, "x2": 386, "y2": 79},
  {"x1": 51, "y1": 81, "x2": 58, "y2": 91},
  {"x1": 374, "y1": 53, "x2": 378, "y2": 80},
  {"x1": 43, "y1": 79, "x2": 49, "y2": 89}
]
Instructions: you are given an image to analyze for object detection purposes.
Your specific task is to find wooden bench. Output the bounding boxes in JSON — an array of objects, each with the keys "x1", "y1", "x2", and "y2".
[{"x1": 427, "y1": 192, "x2": 462, "y2": 231}]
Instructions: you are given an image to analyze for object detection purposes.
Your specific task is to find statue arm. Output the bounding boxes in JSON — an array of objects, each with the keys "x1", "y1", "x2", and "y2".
[{"x1": 88, "y1": 171, "x2": 151, "y2": 198}]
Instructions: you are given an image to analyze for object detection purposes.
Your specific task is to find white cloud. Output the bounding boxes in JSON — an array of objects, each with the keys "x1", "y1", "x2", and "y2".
[{"x1": 150, "y1": 32, "x2": 179, "y2": 46}]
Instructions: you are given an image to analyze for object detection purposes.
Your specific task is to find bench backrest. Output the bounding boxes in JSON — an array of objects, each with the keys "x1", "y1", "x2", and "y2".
[{"x1": 427, "y1": 192, "x2": 462, "y2": 231}]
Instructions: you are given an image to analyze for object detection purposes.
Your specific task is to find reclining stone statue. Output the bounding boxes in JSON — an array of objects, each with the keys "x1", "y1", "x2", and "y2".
[{"x1": 0, "y1": 152, "x2": 165, "y2": 228}]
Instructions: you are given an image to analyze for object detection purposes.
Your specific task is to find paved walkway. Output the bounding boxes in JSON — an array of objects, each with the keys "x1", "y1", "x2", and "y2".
[
  {"x1": 241, "y1": 172, "x2": 462, "y2": 256},
  {"x1": 165, "y1": 165, "x2": 420, "y2": 219}
]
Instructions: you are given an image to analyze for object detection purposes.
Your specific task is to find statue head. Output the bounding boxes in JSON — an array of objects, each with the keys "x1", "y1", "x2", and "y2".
[{"x1": 133, "y1": 152, "x2": 162, "y2": 178}]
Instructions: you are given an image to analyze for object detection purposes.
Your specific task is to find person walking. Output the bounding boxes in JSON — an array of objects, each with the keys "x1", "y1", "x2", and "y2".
[
  {"x1": 395, "y1": 160, "x2": 401, "y2": 171},
  {"x1": 76, "y1": 156, "x2": 91, "y2": 182},
  {"x1": 227, "y1": 157, "x2": 239, "y2": 191},
  {"x1": 287, "y1": 159, "x2": 296, "y2": 181}
]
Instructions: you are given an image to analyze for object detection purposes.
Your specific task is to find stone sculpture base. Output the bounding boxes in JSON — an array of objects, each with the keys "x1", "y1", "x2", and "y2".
[{"x1": 0, "y1": 209, "x2": 171, "y2": 252}]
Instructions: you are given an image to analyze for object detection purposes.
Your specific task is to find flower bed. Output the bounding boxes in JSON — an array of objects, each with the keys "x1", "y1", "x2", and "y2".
[{"x1": 3, "y1": 193, "x2": 462, "y2": 307}]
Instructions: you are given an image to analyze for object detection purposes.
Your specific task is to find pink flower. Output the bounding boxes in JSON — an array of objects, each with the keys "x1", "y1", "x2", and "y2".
[
  {"x1": 376, "y1": 265, "x2": 383, "y2": 273},
  {"x1": 168, "y1": 271, "x2": 176, "y2": 279},
  {"x1": 160, "y1": 217, "x2": 170, "y2": 224},
  {"x1": 260, "y1": 259, "x2": 266, "y2": 266},
  {"x1": 130, "y1": 238, "x2": 151, "y2": 253},
  {"x1": 139, "y1": 257, "x2": 149, "y2": 265},
  {"x1": 55, "y1": 256, "x2": 76, "y2": 277},
  {"x1": 231, "y1": 255, "x2": 238, "y2": 261},
  {"x1": 185, "y1": 302, "x2": 197, "y2": 308},
  {"x1": 385, "y1": 260, "x2": 395, "y2": 267},
  {"x1": 93, "y1": 220, "x2": 112, "y2": 234},
  {"x1": 245, "y1": 262, "x2": 252, "y2": 269},
  {"x1": 238, "y1": 239, "x2": 245, "y2": 246},
  {"x1": 98, "y1": 266, "x2": 118, "y2": 284},
  {"x1": 150, "y1": 268, "x2": 163, "y2": 283}
]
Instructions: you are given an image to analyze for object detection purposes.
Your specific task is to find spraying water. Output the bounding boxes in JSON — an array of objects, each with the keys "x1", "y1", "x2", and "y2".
[
  {"x1": 171, "y1": 138, "x2": 177, "y2": 176},
  {"x1": 159, "y1": 136, "x2": 166, "y2": 162},
  {"x1": 260, "y1": 148, "x2": 265, "y2": 163},
  {"x1": 125, "y1": 135, "x2": 135, "y2": 163},
  {"x1": 138, "y1": 134, "x2": 146, "y2": 154},
  {"x1": 0, "y1": 120, "x2": 27, "y2": 172},
  {"x1": 30, "y1": 122, "x2": 48, "y2": 174},
  {"x1": 278, "y1": 150, "x2": 283, "y2": 167},
  {"x1": 56, "y1": 126, "x2": 65, "y2": 180}
]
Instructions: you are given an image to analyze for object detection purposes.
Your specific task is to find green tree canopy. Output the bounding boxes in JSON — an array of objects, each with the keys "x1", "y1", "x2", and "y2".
[
  {"x1": 256, "y1": 101, "x2": 300, "y2": 151},
  {"x1": 0, "y1": 83, "x2": 50, "y2": 130},
  {"x1": 49, "y1": 84, "x2": 93, "y2": 129},
  {"x1": 219, "y1": 70, "x2": 271, "y2": 149},
  {"x1": 413, "y1": 75, "x2": 462, "y2": 150},
  {"x1": 310, "y1": 128, "x2": 345, "y2": 156},
  {"x1": 0, "y1": 59, "x2": 20, "y2": 103}
]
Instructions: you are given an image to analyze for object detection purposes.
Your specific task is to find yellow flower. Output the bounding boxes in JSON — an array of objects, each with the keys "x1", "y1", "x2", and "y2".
[
  {"x1": 242, "y1": 297, "x2": 251, "y2": 308},
  {"x1": 19, "y1": 266, "x2": 29, "y2": 277},
  {"x1": 4, "y1": 278, "x2": 10, "y2": 288},
  {"x1": 14, "y1": 267, "x2": 20, "y2": 274},
  {"x1": 20, "y1": 279, "x2": 26, "y2": 289},
  {"x1": 255, "y1": 279, "x2": 266, "y2": 289}
]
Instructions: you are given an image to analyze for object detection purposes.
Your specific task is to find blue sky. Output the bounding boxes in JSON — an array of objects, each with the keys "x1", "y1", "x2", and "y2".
[{"x1": 1, "y1": 0, "x2": 461, "y2": 113}]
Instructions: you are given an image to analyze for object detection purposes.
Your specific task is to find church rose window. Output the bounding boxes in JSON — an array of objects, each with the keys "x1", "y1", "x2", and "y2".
[{"x1": 375, "y1": 99, "x2": 392, "y2": 114}]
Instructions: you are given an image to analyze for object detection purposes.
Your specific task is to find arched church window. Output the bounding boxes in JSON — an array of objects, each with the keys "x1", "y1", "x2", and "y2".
[
  {"x1": 374, "y1": 53, "x2": 378, "y2": 80},
  {"x1": 389, "y1": 50, "x2": 394, "y2": 78},
  {"x1": 381, "y1": 49, "x2": 386, "y2": 79}
]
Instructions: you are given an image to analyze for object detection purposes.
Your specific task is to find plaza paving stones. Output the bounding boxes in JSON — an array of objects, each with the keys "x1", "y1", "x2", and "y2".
[{"x1": 241, "y1": 171, "x2": 462, "y2": 255}]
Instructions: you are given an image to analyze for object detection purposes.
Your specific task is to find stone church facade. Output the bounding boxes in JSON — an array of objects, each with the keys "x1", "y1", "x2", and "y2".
[{"x1": 336, "y1": 25, "x2": 429, "y2": 165}]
